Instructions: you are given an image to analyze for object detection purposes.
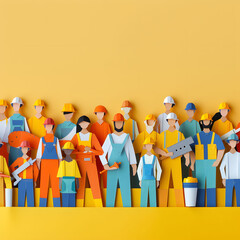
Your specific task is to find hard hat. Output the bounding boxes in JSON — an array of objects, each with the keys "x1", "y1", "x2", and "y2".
[
  {"x1": 94, "y1": 105, "x2": 107, "y2": 113},
  {"x1": 185, "y1": 103, "x2": 196, "y2": 111},
  {"x1": 20, "y1": 141, "x2": 31, "y2": 148},
  {"x1": 166, "y1": 113, "x2": 178, "y2": 121},
  {"x1": 113, "y1": 113, "x2": 125, "y2": 122},
  {"x1": 61, "y1": 103, "x2": 76, "y2": 112},
  {"x1": 163, "y1": 96, "x2": 175, "y2": 106},
  {"x1": 62, "y1": 142, "x2": 75, "y2": 150},
  {"x1": 200, "y1": 113, "x2": 212, "y2": 121},
  {"x1": 43, "y1": 118, "x2": 55, "y2": 125},
  {"x1": 0, "y1": 100, "x2": 8, "y2": 107},
  {"x1": 145, "y1": 114, "x2": 157, "y2": 121},
  {"x1": 143, "y1": 137, "x2": 155, "y2": 145},
  {"x1": 121, "y1": 100, "x2": 132, "y2": 108},
  {"x1": 34, "y1": 99, "x2": 45, "y2": 107},
  {"x1": 219, "y1": 102, "x2": 230, "y2": 110},
  {"x1": 11, "y1": 97, "x2": 23, "y2": 106},
  {"x1": 226, "y1": 133, "x2": 239, "y2": 143}
]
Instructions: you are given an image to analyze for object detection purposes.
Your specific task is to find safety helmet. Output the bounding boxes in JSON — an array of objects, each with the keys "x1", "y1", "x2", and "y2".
[
  {"x1": 145, "y1": 114, "x2": 157, "y2": 121},
  {"x1": 61, "y1": 103, "x2": 76, "y2": 113},
  {"x1": 121, "y1": 100, "x2": 132, "y2": 108},
  {"x1": 0, "y1": 100, "x2": 8, "y2": 107},
  {"x1": 143, "y1": 137, "x2": 155, "y2": 145},
  {"x1": 20, "y1": 141, "x2": 31, "y2": 148},
  {"x1": 34, "y1": 99, "x2": 45, "y2": 107},
  {"x1": 43, "y1": 118, "x2": 55, "y2": 125},
  {"x1": 113, "y1": 113, "x2": 125, "y2": 122},
  {"x1": 166, "y1": 113, "x2": 178, "y2": 121},
  {"x1": 94, "y1": 105, "x2": 107, "y2": 113},
  {"x1": 11, "y1": 97, "x2": 23, "y2": 106},
  {"x1": 200, "y1": 113, "x2": 212, "y2": 121},
  {"x1": 226, "y1": 133, "x2": 239, "y2": 143},
  {"x1": 219, "y1": 102, "x2": 230, "y2": 111},
  {"x1": 62, "y1": 142, "x2": 75, "y2": 150},
  {"x1": 163, "y1": 96, "x2": 175, "y2": 106},
  {"x1": 185, "y1": 103, "x2": 196, "y2": 111}
]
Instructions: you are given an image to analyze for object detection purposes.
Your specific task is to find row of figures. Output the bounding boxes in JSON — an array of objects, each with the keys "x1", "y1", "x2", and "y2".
[{"x1": 0, "y1": 96, "x2": 239, "y2": 207}]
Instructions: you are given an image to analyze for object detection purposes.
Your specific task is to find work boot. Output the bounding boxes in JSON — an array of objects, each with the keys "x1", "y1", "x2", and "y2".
[
  {"x1": 175, "y1": 189, "x2": 185, "y2": 207},
  {"x1": 159, "y1": 189, "x2": 168, "y2": 207},
  {"x1": 53, "y1": 197, "x2": 61, "y2": 207},
  {"x1": 196, "y1": 189, "x2": 205, "y2": 207},
  {"x1": 207, "y1": 188, "x2": 216, "y2": 207},
  {"x1": 94, "y1": 198, "x2": 103, "y2": 207},
  {"x1": 77, "y1": 199, "x2": 84, "y2": 207},
  {"x1": 39, "y1": 198, "x2": 47, "y2": 207}
]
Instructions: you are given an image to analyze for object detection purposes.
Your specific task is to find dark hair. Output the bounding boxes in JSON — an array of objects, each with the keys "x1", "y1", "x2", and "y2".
[
  {"x1": 76, "y1": 115, "x2": 91, "y2": 133},
  {"x1": 63, "y1": 111, "x2": 73, "y2": 115}
]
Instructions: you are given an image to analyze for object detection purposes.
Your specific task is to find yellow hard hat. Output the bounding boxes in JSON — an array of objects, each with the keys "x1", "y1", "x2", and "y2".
[
  {"x1": 143, "y1": 137, "x2": 155, "y2": 145},
  {"x1": 62, "y1": 103, "x2": 76, "y2": 112},
  {"x1": 34, "y1": 99, "x2": 45, "y2": 107},
  {"x1": 145, "y1": 114, "x2": 156, "y2": 121},
  {"x1": 0, "y1": 100, "x2": 8, "y2": 107},
  {"x1": 219, "y1": 102, "x2": 230, "y2": 110},
  {"x1": 200, "y1": 113, "x2": 212, "y2": 121},
  {"x1": 62, "y1": 142, "x2": 75, "y2": 150}
]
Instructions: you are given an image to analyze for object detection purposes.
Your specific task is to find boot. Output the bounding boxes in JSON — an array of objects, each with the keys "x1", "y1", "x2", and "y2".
[
  {"x1": 76, "y1": 199, "x2": 84, "y2": 207},
  {"x1": 53, "y1": 197, "x2": 61, "y2": 207},
  {"x1": 159, "y1": 189, "x2": 168, "y2": 207},
  {"x1": 175, "y1": 189, "x2": 185, "y2": 207},
  {"x1": 39, "y1": 198, "x2": 47, "y2": 207},
  {"x1": 196, "y1": 189, "x2": 205, "y2": 207},
  {"x1": 207, "y1": 188, "x2": 216, "y2": 207},
  {"x1": 94, "y1": 198, "x2": 103, "y2": 207}
]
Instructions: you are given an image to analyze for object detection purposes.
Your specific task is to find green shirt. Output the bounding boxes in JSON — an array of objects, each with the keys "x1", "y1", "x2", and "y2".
[{"x1": 179, "y1": 119, "x2": 201, "y2": 138}]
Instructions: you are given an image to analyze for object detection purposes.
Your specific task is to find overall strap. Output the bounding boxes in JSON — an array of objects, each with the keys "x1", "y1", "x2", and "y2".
[
  {"x1": 118, "y1": 134, "x2": 129, "y2": 153},
  {"x1": 142, "y1": 155, "x2": 145, "y2": 165},
  {"x1": 53, "y1": 137, "x2": 57, "y2": 144},
  {"x1": 42, "y1": 137, "x2": 46, "y2": 144},
  {"x1": 197, "y1": 133, "x2": 201, "y2": 145},
  {"x1": 164, "y1": 131, "x2": 166, "y2": 149},
  {"x1": 108, "y1": 134, "x2": 114, "y2": 146},
  {"x1": 89, "y1": 133, "x2": 92, "y2": 145},
  {"x1": 211, "y1": 132, "x2": 215, "y2": 144},
  {"x1": 132, "y1": 120, "x2": 135, "y2": 141}
]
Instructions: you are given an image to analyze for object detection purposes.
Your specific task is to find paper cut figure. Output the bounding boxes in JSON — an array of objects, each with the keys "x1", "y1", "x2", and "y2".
[
  {"x1": 90, "y1": 105, "x2": 111, "y2": 188},
  {"x1": 0, "y1": 100, "x2": 9, "y2": 164},
  {"x1": 0, "y1": 144, "x2": 12, "y2": 207},
  {"x1": 157, "y1": 96, "x2": 180, "y2": 133},
  {"x1": 179, "y1": 103, "x2": 201, "y2": 179},
  {"x1": 220, "y1": 133, "x2": 240, "y2": 207},
  {"x1": 71, "y1": 116, "x2": 103, "y2": 207},
  {"x1": 137, "y1": 137, "x2": 162, "y2": 207},
  {"x1": 10, "y1": 141, "x2": 39, "y2": 207},
  {"x1": 3, "y1": 97, "x2": 30, "y2": 166},
  {"x1": 156, "y1": 113, "x2": 188, "y2": 207},
  {"x1": 36, "y1": 118, "x2": 62, "y2": 207},
  {"x1": 57, "y1": 142, "x2": 81, "y2": 207},
  {"x1": 100, "y1": 113, "x2": 137, "y2": 207},
  {"x1": 55, "y1": 103, "x2": 76, "y2": 141},
  {"x1": 191, "y1": 113, "x2": 225, "y2": 207}
]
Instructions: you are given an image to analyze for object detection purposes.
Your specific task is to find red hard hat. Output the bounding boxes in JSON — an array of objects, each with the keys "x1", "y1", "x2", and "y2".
[
  {"x1": 113, "y1": 113, "x2": 125, "y2": 122},
  {"x1": 20, "y1": 141, "x2": 31, "y2": 148},
  {"x1": 43, "y1": 118, "x2": 55, "y2": 125},
  {"x1": 94, "y1": 105, "x2": 107, "y2": 113}
]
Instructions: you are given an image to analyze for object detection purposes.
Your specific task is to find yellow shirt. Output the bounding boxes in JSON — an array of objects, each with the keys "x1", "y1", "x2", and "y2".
[
  {"x1": 0, "y1": 156, "x2": 12, "y2": 189},
  {"x1": 212, "y1": 119, "x2": 233, "y2": 136},
  {"x1": 57, "y1": 160, "x2": 81, "y2": 178},
  {"x1": 123, "y1": 118, "x2": 138, "y2": 141},
  {"x1": 28, "y1": 115, "x2": 47, "y2": 138}
]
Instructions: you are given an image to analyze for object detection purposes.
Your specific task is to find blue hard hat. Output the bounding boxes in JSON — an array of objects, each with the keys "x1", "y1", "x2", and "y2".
[
  {"x1": 185, "y1": 103, "x2": 196, "y2": 111},
  {"x1": 226, "y1": 133, "x2": 239, "y2": 143}
]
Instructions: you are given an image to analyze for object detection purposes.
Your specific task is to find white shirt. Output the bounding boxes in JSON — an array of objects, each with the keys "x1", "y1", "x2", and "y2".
[
  {"x1": 0, "y1": 118, "x2": 8, "y2": 140},
  {"x1": 137, "y1": 154, "x2": 162, "y2": 181},
  {"x1": 36, "y1": 137, "x2": 62, "y2": 160},
  {"x1": 220, "y1": 151, "x2": 240, "y2": 179},
  {"x1": 100, "y1": 133, "x2": 137, "y2": 166},
  {"x1": 157, "y1": 112, "x2": 180, "y2": 133},
  {"x1": 79, "y1": 132, "x2": 90, "y2": 141}
]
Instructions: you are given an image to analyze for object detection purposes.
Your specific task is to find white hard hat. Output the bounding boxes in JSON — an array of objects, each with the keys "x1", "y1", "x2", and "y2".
[
  {"x1": 166, "y1": 113, "x2": 178, "y2": 121},
  {"x1": 11, "y1": 97, "x2": 23, "y2": 106},
  {"x1": 163, "y1": 96, "x2": 175, "y2": 106}
]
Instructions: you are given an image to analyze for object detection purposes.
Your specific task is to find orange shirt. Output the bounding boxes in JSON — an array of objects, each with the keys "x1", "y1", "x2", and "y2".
[
  {"x1": 90, "y1": 121, "x2": 111, "y2": 145},
  {"x1": 10, "y1": 157, "x2": 39, "y2": 182}
]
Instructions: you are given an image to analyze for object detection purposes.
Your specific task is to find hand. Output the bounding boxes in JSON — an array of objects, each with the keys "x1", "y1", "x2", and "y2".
[
  {"x1": 212, "y1": 160, "x2": 219, "y2": 167},
  {"x1": 104, "y1": 164, "x2": 111, "y2": 170},
  {"x1": 222, "y1": 179, "x2": 226, "y2": 187},
  {"x1": 85, "y1": 146, "x2": 91, "y2": 152},
  {"x1": 166, "y1": 152, "x2": 173, "y2": 157},
  {"x1": 139, "y1": 181, "x2": 141, "y2": 187},
  {"x1": 131, "y1": 164, "x2": 137, "y2": 176},
  {"x1": 185, "y1": 157, "x2": 190, "y2": 167},
  {"x1": 36, "y1": 158, "x2": 41, "y2": 169},
  {"x1": 34, "y1": 182, "x2": 37, "y2": 188},
  {"x1": 156, "y1": 181, "x2": 160, "y2": 188}
]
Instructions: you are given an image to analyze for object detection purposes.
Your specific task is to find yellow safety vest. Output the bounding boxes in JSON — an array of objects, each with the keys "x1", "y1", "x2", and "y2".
[
  {"x1": 195, "y1": 132, "x2": 217, "y2": 160},
  {"x1": 77, "y1": 132, "x2": 92, "y2": 147}
]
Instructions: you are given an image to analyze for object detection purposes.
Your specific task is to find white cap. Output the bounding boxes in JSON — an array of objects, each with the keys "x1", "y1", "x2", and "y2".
[
  {"x1": 166, "y1": 113, "x2": 178, "y2": 121},
  {"x1": 11, "y1": 97, "x2": 23, "y2": 106},
  {"x1": 163, "y1": 96, "x2": 175, "y2": 106}
]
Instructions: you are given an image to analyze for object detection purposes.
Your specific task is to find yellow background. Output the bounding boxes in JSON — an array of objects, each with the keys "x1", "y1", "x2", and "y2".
[{"x1": 0, "y1": 0, "x2": 240, "y2": 239}]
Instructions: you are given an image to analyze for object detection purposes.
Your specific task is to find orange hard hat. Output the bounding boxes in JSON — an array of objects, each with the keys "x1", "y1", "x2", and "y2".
[
  {"x1": 43, "y1": 118, "x2": 55, "y2": 125},
  {"x1": 113, "y1": 113, "x2": 125, "y2": 122},
  {"x1": 20, "y1": 141, "x2": 31, "y2": 148},
  {"x1": 121, "y1": 100, "x2": 132, "y2": 108},
  {"x1": 94, "y1": 105, "x2": 107, "y2": 113}
]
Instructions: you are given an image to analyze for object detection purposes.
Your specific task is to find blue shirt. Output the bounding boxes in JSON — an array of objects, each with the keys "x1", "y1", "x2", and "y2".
[
  {"x1": 179, "y1": 119, "x2": 201, "y2": 138},
  {"x1": 55, "y1": 121, "x2": 76, "y2": 139},
  {"x1": 192, "y1": 131, "x2": 225, "y2": 159}
]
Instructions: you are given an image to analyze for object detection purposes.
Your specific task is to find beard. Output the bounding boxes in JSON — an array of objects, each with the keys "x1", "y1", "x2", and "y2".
[
  {"x1": 144, "y1": 120, "x2": 155, "y2": 134},
  {"x1": 201, "y1": 122, "x2": 212, "y2": 129},
  {"x1": 114, "y1": 122, "x2": 124, "y2": 132}
]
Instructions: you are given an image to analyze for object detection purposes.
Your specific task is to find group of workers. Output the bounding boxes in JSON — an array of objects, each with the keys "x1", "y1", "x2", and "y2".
[{"x1": 0, "y1": 96, "x2": 239, "y2": 208}]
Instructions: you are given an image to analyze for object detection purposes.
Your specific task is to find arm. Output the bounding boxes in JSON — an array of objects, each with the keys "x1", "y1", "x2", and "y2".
[
  {"x1": 24, "y1": 118, "x2": 30, "y2": 133},
  {"x1": 2, "y1": 120, "x2": 10, "y2": 143},
  {"x1": 213, "y1": 149, "x2": 225, "y2": 167},
  {"x1": 33, "y1": 162, "x2": 39, "y2": 183},
  {"x1": 212, "y1": 135, "x2": 225, "y2": 167},
  {"x1": 56, "y1": 138, "x2": 63, "y2": 160},
  {"x1": 220, "y1": 154, "x2": 227, "y2": 186},
  {"x1": 137, "y1": 157, "x2": 143, "y2": 187},
  {"x1": 153, "y1": 146, "x2": 173, "y2": 157},
  {"x1": 3, "y1": 157, "x2": 12, "y2": 189},
  {"x1": 134, "y1": 121, "x2": 139, "y2": 139},
  {"x1": 155, "y1": 158, "x2": 162, "y2": 188},
  {"x1": 126, "y1": 136, "x2": 137, "y2": 175},
  {"x1": 99, "y1": 135, "x2": 110, "y2": 167},
  {"x1": 36, "y1": 138, "x2": 43, "y2": 168},
  {"x1": 90, "y1": 134, "x2": 104, "y2": 156}
]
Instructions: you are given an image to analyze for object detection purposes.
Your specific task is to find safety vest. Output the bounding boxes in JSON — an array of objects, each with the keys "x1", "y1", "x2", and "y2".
[
  {"x1": 195, "y1": 132, "x2": 217, "y2": 160},
  {"x1": 77, "y1": 132, "x2": 92, "y2": 147}
]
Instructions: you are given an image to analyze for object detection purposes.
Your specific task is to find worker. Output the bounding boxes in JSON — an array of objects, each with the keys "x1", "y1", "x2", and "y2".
[
  {"x1": 100, "y1": 113, "x2": 137, "y2": 207},
  {"x1": 179, "y1": 103, "x2": 201, "y2": 178},
  {"x1": 220, "y1": 134, "x2": 240, "y2": 207},
  {"x1": 57, "y1": 142, "x2": 81, "y2": 207},
  {"x1": 191, "y1": 113, "x2": 225, "y2": 207},
  {"x1": 71, "y1": 115, "x2": 103, "y2": 207},
  {"x1": 36, "y1": 118, "x2": 62, "y2": 207},
  {"x1": 157, "y1": 96, "x2": 180, "y2": 133},
  {"x1": 3, "y1": 97, "x2": 30, "y2": 166},
  {"x1": 55, "y1": 103, "x2": 76, "y2": 140},
  {"x1": 137, "y1": 137, "x2": 162, "y2": 207},
  {"x1": 157, "y1": 113, "x2": 188, "y2": 207},
  {"x1": 10, "y1": 141, "x2": 39, "y2": 207},
  {"x1": 0, "y1": 142, "x2": 12, "y2": 207},
  {"x1": 90, "y1": 105, "x2": 111, "y2": 188},
  {"x1": 28, "y1": 99, "x2": 47, "y2": 138},
  {"x1": 0, "y1": 100, "x2": 9, "y2": 163}
]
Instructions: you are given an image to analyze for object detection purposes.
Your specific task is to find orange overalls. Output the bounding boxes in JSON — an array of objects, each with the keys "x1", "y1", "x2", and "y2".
[{"x1": 71, "y1": 132, "x2": 103, "y2": 207}]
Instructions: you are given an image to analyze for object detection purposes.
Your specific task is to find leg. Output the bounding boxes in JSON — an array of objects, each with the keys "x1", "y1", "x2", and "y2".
[
  {"x1": 119, "y1": 166, "x2": 131, "y2": 207},
  {"x1": 181, "y1": 156, "x2": 189, "y2": 180},
  {"x1": 149, "y1": 180, "x2": 157, "y2": 207},
  {"x1": 61, "y1": 194, "x2": 68, "y2": 207},
  {"x1": 49, "y1": 160, "x2": 60, "y2": 207},
  {"x1": 69, "y1": 194, "x2": 76, "y2": 207},
  {"x1": 225, "y1": 179, "x2": 234, "y2": 207},
  {"x1": 140, "y1": 180, "x2": 149, "y2": 207},
  {"x1": 206, "y1": 160, "x2": 216, "y2": 207},
  {"x1": 26, "y1": 179, "x2": 34, "y2": 207},
  {"x1": 40, "y1": 160, "x2": 50, "y2": 207},
  {"x1": 195, "y1": 160, "x2": 206, "y2": 207},
  {"x1": 18, "y1": 180, "x2": 26, "y2": 207},
  {"x1": 76, "y1": 160, "x2": 87, "y2": 206},
  {"x1": 106, "y1": 170, "x2": 118, "y2": 207}
]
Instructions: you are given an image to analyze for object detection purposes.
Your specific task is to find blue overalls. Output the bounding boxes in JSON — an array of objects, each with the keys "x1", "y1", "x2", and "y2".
[
  {"x1": 106, "y1": 134, "x2": 131, "y2": 207},
  {"x1": 226, "y1": 179, "x2": 240, "y2": 207},
  {"x1": 18, "y1": 179, "x2": 34, "y2": 207},
  {"x1": 140, "y1": 155, "x2": 157, "y2": 207},
  {"x1": 61, "y1": 177, "x2": 76, "y2": 207}
]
